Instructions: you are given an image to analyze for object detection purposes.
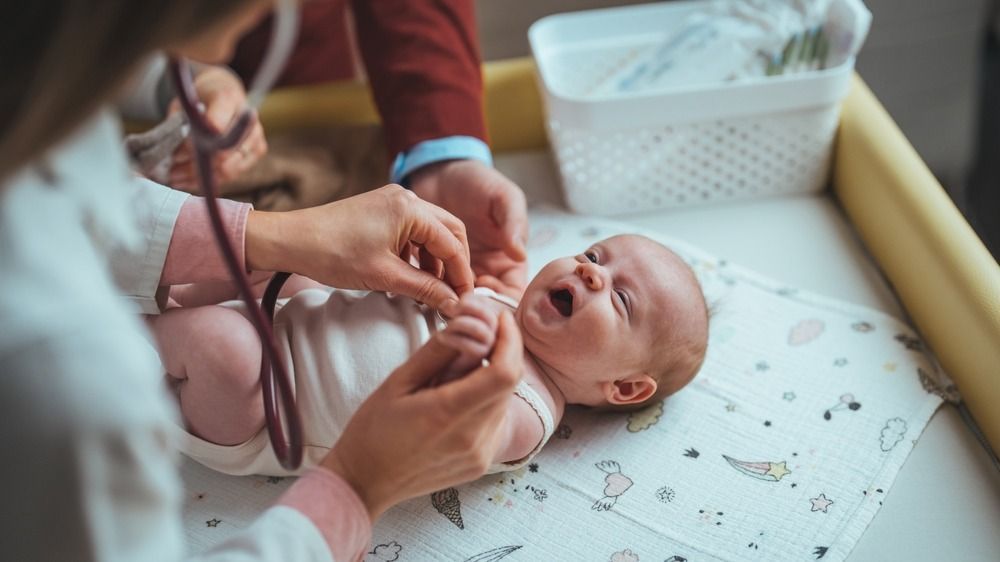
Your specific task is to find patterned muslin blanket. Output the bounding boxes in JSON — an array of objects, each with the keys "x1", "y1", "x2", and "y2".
[{"x1": 182, "y1": 210, "x2": 956, "y2": 562}]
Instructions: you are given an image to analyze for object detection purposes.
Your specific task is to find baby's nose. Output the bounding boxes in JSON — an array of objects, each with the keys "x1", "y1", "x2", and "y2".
[{"x1": 575, "y1": 262, "x2": 605, "y2": 290}]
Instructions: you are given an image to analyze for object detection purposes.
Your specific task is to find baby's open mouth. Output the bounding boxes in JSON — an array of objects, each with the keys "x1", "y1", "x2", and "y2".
[{"x1": 549, "y1": 288, "x2": 573, "y2": 317}]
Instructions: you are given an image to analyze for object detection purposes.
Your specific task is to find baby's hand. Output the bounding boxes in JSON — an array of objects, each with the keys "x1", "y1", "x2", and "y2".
[
  {"x1": 439, "y1": 293, "x2": 501, "y2": 362},
  {"x1": 434, "y1": 293, "x2": 502, "y2": 384}
]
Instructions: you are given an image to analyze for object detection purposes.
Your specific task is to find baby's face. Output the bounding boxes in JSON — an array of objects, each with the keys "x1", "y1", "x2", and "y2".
[{"x1": 515, "y1": 234, "x2": 705, "y2": 406}]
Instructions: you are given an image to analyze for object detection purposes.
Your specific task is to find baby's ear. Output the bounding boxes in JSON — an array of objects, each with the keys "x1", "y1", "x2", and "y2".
[{"x1": 605, "y1": 374, "x2": 657, "y2": 406}]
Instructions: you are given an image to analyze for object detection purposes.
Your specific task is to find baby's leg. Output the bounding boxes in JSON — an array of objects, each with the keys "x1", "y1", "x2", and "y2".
[{"x1": 149, "y1": 306, "x2": 265, "y2": 445}]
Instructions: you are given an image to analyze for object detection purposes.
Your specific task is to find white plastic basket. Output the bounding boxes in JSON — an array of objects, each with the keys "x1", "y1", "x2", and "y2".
[{"x1": 529, "y1": 0, "x2": 869, "y2": 214}]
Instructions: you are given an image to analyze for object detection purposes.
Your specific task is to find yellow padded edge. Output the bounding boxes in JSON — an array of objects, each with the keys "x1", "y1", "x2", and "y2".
[
  {"x1": 258, "y1": 57, "x2": 547, "y2": 153},
  {"x1": 834, "y1": 74, "x2": 1000, "y2": 451}
]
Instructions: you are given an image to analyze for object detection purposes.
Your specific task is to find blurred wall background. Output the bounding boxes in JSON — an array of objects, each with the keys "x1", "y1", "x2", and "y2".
[{"x1": 475, "y1": 0, "x2": 999, "y2": 257}]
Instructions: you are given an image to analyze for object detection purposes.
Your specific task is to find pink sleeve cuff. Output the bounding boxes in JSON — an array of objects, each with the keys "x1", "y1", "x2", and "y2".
[
  {"x1": 160, "y1": 196, "x2": 252, "y2": 286},
  {"x1": 278, "y1": 467, "x2": 373, "y2": 562}
]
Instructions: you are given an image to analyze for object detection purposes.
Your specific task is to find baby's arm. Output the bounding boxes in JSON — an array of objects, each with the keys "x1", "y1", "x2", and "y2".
[
  {"x1": 434, "y1": 293, "x2": 544, "y2": 465},
  {"x1": 147, "y1": 305, "x2": 265, "y2": 445}
]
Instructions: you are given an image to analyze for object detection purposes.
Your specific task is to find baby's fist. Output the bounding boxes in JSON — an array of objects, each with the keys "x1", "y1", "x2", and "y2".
[
  {"x1": 434, "y1": 293, "x2": 503, "y2": 383},
  {"x1": 439, "y1": 293, "x2": 500, "y2": 356}
]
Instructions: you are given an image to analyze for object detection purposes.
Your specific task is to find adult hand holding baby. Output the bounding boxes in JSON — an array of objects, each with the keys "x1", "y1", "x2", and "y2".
[
  {"x1": 322, "y1": 309, "x2": 523, "y2": 521},
  {"x1": 244, "y1": 184, "x2": 475, "y2": 316},
  {"x1": 409, "y1": 160, "x2": 529, "y2": 297},
  {"x1": 165, "y1": 65, "x2": 267, "y2": 190}
]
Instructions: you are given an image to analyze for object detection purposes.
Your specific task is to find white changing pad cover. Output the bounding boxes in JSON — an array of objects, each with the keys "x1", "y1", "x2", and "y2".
[{"x1": 181, "y1": 210, "x2": 957, "y2": 562}]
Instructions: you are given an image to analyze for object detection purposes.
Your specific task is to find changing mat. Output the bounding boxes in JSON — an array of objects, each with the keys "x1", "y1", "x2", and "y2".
[{"x1": 180, "y1": 210, "x2": 957, "y2": 561}]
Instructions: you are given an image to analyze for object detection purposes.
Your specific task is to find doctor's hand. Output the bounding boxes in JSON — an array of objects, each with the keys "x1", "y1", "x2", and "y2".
[
  {"x1": 245, "y1": 185, "x2": 475, "y2": 316},
  {"x1": 166, "y1": 66, "x2": 267, "y2": 190},
  {"x1": 409, "y1": 160, "x2": 529, "y2": 297},
  {"x1": 321, "y1": 309, "x2": 523, "y2": 521}
]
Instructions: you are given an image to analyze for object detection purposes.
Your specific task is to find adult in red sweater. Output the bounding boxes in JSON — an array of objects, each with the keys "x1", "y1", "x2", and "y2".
[{"x1": 232, "y1": 0, "x2": 530, "y2": 294}]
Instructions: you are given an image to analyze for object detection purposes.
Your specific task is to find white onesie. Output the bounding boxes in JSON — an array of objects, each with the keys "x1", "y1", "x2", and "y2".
[{"x1": 179, "y1": 287, "x2": 555, "y2": 477}]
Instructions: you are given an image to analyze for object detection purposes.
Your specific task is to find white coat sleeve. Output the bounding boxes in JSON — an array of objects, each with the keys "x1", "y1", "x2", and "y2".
[{"x1": 108, "y1": 176, "x2": 190, "y2": 315}]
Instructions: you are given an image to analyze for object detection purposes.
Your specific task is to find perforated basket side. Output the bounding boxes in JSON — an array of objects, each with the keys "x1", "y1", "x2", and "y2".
[{"x1": 549, "y1": 105, "x2": 841, "y2": 214}]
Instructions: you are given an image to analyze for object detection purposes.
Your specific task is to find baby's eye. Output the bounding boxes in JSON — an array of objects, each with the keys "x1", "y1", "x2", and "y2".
[
  {"x1": 585, "y1": 251, "x2": 598, "y2": 263},
  {"x1": 615, "y1": 289, "x2": 629, "y2": 309}
]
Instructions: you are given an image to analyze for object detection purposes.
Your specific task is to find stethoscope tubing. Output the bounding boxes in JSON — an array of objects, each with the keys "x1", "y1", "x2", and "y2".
[{"x1": 169, "y1": 58, "x2": 303, "y2": 471}]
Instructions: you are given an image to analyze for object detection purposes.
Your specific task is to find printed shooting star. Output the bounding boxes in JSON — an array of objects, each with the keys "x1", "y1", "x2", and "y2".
[
  {"x1": 463, "y1": 545, "x2": 522, "y2": 562},
  {"x1": 722, "y1": 455, "x2": 791, "y2": 482}
]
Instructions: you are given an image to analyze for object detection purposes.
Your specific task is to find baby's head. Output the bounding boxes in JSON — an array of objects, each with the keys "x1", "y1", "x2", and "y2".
[{"x1": 515, "y1": 234, "x2": 708, "y2": 409}]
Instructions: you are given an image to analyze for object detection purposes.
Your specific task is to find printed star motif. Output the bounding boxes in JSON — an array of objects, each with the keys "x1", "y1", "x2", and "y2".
[
  {"x1": 765, "y1": 461, "x2": 790, "y2": 481},
  {"x1": 810, "y1": 494, "x2": 834, "y2": 513},
  {"x1": 528, "y1": 463, "x2": 539, "y2": 473},
  {"x1": 206, "y1": 518, "x2": 221, "y2": 528},
  {"x1": 655, "y1": 486, "x2": 676, "y2": 503},
  {"x1": 783, "y1": 392, "x2": 796, "y2": 401},
  {"x1": 883, "y1": 362, "x2": 897, "y2": 372},
  {"x1": 725, "y1": 403, "x2": 737, "y2": 412}
]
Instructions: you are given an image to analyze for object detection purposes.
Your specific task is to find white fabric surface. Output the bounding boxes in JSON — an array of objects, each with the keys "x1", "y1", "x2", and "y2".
[{"x1": 181, "y1": 209, "x2": 951, "y2": 561}]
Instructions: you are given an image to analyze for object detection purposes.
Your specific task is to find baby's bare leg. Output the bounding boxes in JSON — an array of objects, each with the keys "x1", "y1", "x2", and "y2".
[{"x1": 149, "y1": 306, "x2": 265, "y2": 445}]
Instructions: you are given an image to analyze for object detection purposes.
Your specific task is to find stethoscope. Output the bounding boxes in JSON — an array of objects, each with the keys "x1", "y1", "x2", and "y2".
[{"x1": 169, "y1": 0, "x2": 304, "y2": 470}]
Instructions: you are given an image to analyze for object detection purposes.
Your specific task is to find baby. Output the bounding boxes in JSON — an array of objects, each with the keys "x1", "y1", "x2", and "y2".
[{"x1": 150, "y1": 234, "x2": 709, "y2": 476}]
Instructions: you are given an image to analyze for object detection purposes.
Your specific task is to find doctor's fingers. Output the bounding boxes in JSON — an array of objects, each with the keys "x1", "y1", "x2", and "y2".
[
  {"x1": 379, "y1": 257, "x2": 462, "y2": 315},
  {"x1": 417, "y1": 245, "x2": 444, "y2": 281},
  {"x1": 405, "y1": 203, "x2": 474, "y2": 300},
  {"x1": 215, "y1": 122, "x2": 267, "y2": 182},
  {"x1": 489, "y1": 181, "x2": 529, "y2": 262}
]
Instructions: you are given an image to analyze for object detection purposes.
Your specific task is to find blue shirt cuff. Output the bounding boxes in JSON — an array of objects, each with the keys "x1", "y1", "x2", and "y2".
[{"x1": 391, "y1": 136, "x2": 493, "y2": 187}]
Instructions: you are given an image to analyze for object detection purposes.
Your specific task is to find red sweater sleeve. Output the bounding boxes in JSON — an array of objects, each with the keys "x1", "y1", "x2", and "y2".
[
  {"x1": 350, "y1": 0, "x2": 488, "y2": 156},
  {"x1": 232, "y1": 1, "x2": 488, "y2": 157}
]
